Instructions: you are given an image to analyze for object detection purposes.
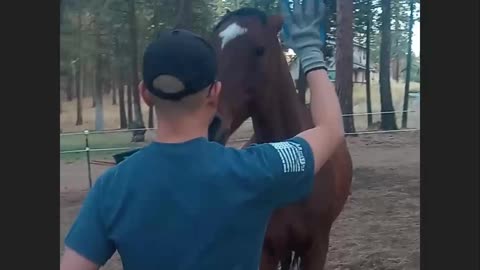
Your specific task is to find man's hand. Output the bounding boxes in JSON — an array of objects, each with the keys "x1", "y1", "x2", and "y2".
[{"x1": 280, "y1": 0, "x2": 327, "y2": 74}]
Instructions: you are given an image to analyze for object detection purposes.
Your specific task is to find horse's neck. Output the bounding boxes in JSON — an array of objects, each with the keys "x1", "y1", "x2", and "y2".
[{"x1": 251, "y1": 59, "x2": 313, "y2": 143}]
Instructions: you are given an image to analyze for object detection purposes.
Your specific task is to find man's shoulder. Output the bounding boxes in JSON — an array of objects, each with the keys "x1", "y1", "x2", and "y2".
[{"x1": 92, "y1": 165, "x2": 119, "y2": 192}]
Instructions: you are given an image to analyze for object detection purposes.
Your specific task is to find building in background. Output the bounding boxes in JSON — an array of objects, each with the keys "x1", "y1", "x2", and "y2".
[{"x1": 286, "y1": 43, "x2": 377, "y2": 85}]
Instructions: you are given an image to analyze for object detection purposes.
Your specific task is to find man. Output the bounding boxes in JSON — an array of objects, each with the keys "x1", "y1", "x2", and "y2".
[{"x1": 60, "y1": 0, "x2": 344, "y2": 269}]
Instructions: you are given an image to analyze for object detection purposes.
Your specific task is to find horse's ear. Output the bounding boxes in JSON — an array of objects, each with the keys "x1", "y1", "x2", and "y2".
[{"x1": 268, "y1": 15, "x2": 284, "y2": 34}]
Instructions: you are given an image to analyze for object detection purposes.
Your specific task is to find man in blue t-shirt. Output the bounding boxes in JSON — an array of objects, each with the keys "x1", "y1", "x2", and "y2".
[{"x1": 60, "y1": 1, "x2": 345, "y2": 269}]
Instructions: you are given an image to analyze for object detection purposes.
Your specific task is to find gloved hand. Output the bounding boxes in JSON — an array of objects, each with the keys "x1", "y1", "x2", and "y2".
[{"x1": 280, "y1": 0, "x2": 327, "y2": 74}]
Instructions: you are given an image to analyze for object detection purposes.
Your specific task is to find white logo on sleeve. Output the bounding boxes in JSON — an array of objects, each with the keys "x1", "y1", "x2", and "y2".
[{"x1": 269, "y1": 141, "x2": 306, "y2": 173}]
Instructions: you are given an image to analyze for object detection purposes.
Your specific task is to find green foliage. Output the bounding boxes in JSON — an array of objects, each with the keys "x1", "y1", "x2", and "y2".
[
  {"x1": 60, "y1": 0, "x2": 420, "y2": 92},
  {"x1": 353, "y1": 0, "x2": 419, "y2": 76},
  {"x1": 219, "y1": 0, "x2": 279, "y2": 15},
  {"x1": 390, "y1": 0, "x2": 410, "y2": 59},
  {"x1": 60, "y1": 0, "x2": 284, "y2": 83},
  {"x1": 192, "y1": 0, "x2": 219, "y2": 36}
]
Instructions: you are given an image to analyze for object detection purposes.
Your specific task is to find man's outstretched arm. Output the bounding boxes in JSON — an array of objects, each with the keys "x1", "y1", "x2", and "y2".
[
  {"x1": 281, "y1": 0, "x2": 344, "y2": 174},
  {"x1": 297, "y1": 69, "x2": 344, "y2": 173}
]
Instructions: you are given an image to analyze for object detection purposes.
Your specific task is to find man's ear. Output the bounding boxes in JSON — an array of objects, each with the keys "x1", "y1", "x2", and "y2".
[
  {"x1": 139, "y1": 81, "x2": 154, "y2": 107},
  {"x1": 268, "y1": 15, "x2": 284, "y2": 34},
  {"x1": 213, "y1": 81, "x2": 222, "y2": 99},
  {"x1": 206, "y1": 81, "x2": 222, "y2": 107}
]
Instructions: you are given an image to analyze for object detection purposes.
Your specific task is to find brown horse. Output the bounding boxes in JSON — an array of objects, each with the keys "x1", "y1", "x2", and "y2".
[{"x1": 208, "y1": 8, "x2": 353, "y2": 270}]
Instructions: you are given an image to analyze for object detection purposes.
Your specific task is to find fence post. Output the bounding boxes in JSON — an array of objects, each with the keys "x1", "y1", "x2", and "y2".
[{"x1": 84, "y1": 129, "x2": 93, "y2": 188}]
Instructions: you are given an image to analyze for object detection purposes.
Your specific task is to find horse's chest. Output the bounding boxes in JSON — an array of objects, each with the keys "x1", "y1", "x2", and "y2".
[{"x1": 265, "y1": 206, "x2": 312, "y2": 248}]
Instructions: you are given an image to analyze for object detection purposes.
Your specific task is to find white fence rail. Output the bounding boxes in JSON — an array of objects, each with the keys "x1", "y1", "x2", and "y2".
[{"x1": 60, "y1": 110, "x2": 419, "y2": 188}]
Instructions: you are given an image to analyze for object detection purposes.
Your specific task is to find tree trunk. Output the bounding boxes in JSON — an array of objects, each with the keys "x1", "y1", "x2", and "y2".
[
  {"x1": 92, "y1": 63, "x2": 97, "y2": 108},
  {"x1": 402, "y1": 0, "x2": 415, "y2": 128},
  {"x1": 102, "y1": 58, "x2": 110, "y2": 95},
  {"x1": 297, "y1": 64, "x2": 307, "y2": 105},
  {"x1": 113, "y1": 32, "x2": 126, "y2": 127},
  {"x1": 365, "y1": 0, "x2": 373, "y2": 127},
  {"x1": 110, "y1": 57, "x2": 117, "y2": 105},
  {"x1": 127, "y1": 83, "x2": 133, "y2": 124},
  {"x1": 103, "y1": 81, "x2": 110, "y2": 95},
  {"x1": 147, "y1": 3, "x2": 161, "y2": 130},
  {"x1": 394, "y1": 46, "x2": 400, "y2": 82},
  {"x1": 74, "y1": 62, "x2": 83, "y2": 125},
  {"x1": 379, "y1": 0, "x2": 398, "y2": 130},
  {"x1": 75, "y1": 10, "x2": 83, "y2": 125},
  {"x1": 119, "y1": 84, "x2": 128, "y2": 128},
  {"x1": 82, "y1": 61, "x2": 88, "y2": 98},
  {"x1": 112, "y1": 82, "x2": 117, "y2": 105},
  {"x1": 127, "y1": 0, "x2": 144, "y2": 127},
  {"x1": 336, "y1": 0, "x2": 356, "y2": 134},
  {"x1": 63, "y1": 4, "x2": 76, "y2": 103},
  {"x1": 94, "y1": 17, "x2": 104, "y2": 131},
  {"x1": 393, "y1": 11, "x2": 401, "y2": 82},
  {"x1": 175, "y1": 0, "x2": 193, "y2": 30},
  {"x1": 91, "y1": 59, "x2": 96, "y2": 108},
  {"x1": 94, "y1": 67, "x2": 104, "y2": 130},
  {"x1": 80, "y1": 61, "x2": 85, "y2": 97},
  {"x1": 65, "y1": 72, "x2": 74, "y2": 101}
]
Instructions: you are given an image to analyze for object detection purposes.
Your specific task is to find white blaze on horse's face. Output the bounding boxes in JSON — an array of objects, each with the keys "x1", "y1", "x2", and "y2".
[{"x1": 219, "y1": 22, "x2": 248, "y2": 50}]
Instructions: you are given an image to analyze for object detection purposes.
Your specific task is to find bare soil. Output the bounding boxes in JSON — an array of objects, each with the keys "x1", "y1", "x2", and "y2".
[{"x1": 60, "y1": 128, "x2": 420, "y2": 270}]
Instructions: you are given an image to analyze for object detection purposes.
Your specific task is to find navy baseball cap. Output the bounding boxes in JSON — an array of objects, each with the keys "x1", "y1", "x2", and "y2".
[{"x1": 142, "y1": 29, "x2": 217, "y2": 101}]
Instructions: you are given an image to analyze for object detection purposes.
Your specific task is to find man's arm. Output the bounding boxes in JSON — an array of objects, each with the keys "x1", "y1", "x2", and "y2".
[
  {"x1": 297, "y1": 69, "x2": 344, "y2": 173},
  {"x1": 60, "y1": 173, "x2": 115, "y2": 270},
  {"x1": 281, "y1": 0, "x2": 344, "y2": 174}
]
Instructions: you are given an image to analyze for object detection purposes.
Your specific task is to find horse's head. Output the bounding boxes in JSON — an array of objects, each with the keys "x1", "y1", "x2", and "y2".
[{"x1": 208, "y1": 8, "x2": 286, "y2": 144}]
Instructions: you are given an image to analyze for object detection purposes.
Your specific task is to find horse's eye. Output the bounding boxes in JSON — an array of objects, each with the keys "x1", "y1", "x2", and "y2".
[{"x1": 254, "y1": 47, "x2": 265, "y2": 57}]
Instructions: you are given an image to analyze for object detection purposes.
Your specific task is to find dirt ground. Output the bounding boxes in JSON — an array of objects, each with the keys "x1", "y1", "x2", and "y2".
[{"x1": 60, "y1": 127, "x2": 419, "y2": 270}]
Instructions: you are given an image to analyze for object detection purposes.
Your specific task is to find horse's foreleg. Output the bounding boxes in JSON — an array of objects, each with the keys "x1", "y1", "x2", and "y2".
[
  {"x1": 280, "y1": 253, "x2": 292, "y2": 270},
  {"x1": 260, "y1": 250, "x2": 279, "y2": 270},
  {"x1": 299, "y1": 228, "x2": 331, "y2": 270}
]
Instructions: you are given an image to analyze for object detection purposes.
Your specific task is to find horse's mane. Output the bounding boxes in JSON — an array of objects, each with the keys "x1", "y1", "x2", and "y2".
[{"x1": 213, "y1": 7, "x2": 268, "y2": 32}]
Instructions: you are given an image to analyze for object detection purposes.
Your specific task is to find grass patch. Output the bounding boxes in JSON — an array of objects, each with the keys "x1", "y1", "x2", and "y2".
[
  {"x1": 60, "y1": 132, "x2": 148, "y2": 162},
  {"x1": 305, "y1": 80, "x2": 420, "y2": 130}
]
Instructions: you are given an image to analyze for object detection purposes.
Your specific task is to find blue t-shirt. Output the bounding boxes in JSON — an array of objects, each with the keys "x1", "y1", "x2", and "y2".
[{"x1": 64, "y1": 136, "x2": 314, "y2": 270}]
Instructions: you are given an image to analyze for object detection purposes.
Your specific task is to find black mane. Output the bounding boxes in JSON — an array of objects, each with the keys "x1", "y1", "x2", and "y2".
[{"x1": 213, "y1": 7, "x2": 268, "y2": 32}]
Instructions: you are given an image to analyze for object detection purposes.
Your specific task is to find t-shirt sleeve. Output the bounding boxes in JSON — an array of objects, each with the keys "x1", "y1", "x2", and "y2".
[
  {"x1": 64, "y1": 173, "x2": 115, "y2": 266},
  {"x1": 238, "y1": 136, "x2": 315, "y2": 208}
]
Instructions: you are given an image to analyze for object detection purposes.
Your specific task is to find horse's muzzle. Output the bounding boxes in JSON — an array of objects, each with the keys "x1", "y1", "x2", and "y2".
[
  {"x1": 208, "y1": 114, "x2": 229, "y2": 145},
  {"x1": 208, "y1": 115, "x2": 222, "y2": 141}
]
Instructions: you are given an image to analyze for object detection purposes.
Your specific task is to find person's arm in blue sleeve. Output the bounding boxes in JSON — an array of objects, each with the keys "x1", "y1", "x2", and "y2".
[
  {"x1": 238, "y1": 136, "x2": 315, "y2": 207},
  {"x1": 60, "y1": 174, "x2": 115, "y2": 270}
]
